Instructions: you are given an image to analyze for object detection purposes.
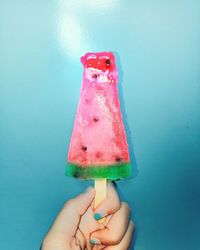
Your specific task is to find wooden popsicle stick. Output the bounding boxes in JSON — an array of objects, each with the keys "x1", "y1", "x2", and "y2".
[{"x1": 94, "y1": 178, "x2": 107, "y2": 223}]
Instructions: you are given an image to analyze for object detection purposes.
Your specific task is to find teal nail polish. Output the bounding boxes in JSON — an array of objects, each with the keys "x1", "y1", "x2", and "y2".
[
  {"x1": 90, "y1": 239, "x2": 96, "y2": 245},
  {"x1": 94, "y1": 213, "x2": 102, "y2": 220},
  {"x1": 90, "y1": 238, "x2": 101, "y2": 245}
]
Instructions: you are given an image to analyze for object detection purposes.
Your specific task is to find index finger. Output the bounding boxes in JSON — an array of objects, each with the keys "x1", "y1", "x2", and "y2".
[{"x1": 93, "y1": 181, "x2": 121, "y2": 221}]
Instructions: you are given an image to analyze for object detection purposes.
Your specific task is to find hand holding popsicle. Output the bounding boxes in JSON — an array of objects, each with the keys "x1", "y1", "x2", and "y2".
[
  {"x1": 42, "y1": 52, "x2": 134, "y2": 249},
  {"x1": 42, "y1": 182, "x2": 134, "y2": 250}
]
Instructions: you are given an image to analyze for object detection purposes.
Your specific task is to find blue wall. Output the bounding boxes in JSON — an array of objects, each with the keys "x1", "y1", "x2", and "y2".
[{"x1": 0, "y1": 1, "x2": 200, "y2": 249}]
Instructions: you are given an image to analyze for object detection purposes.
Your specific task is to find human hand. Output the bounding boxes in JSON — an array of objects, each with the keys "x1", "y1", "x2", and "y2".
[{"x1": 42, "y1": 182, "x2": 134, "y2": 250}]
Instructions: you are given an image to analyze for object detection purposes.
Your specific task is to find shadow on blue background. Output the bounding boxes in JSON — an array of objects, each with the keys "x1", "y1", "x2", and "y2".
[{"x1": 115, "y1": 50, "x2": 139, "y2": 249}]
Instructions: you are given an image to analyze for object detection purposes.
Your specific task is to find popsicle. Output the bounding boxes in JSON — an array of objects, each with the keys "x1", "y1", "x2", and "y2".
[{"x1": 66, "y1": 52, "x2": 131, "y2": 215}]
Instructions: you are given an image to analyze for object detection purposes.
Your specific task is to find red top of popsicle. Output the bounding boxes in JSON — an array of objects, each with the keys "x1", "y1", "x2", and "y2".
[{"x1": 81, "y1": 52, "x2": 116, "y2": 72}]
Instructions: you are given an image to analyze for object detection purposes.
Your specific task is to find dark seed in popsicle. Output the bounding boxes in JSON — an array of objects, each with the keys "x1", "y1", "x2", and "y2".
[
  {"x1": 93, "y1": 117, "x2": 99, "y2": 122},
  {"x1": 93, "y1": 74, "x2": 98, "y2": 79},
  {"x1": 115, "y1": 156, "x2": 122, "y2": 162},
  {"x1": 81, "y1": 145, "x2": 87, "y2": 151},
  {"x1": 106, "y1": 59, "x2": 111, "y2": 66}
]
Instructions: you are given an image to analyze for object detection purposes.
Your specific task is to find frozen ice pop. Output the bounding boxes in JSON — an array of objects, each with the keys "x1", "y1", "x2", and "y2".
[{"x1": 66, "y1": 52, "x2": 131, "y2": 180}]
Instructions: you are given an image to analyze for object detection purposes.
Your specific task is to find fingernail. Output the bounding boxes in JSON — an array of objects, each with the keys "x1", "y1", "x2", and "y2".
[
  {"x1": 90, "y1": 238, "x2": 101, "y2": 245},
  {"x1": 94, "y1": 213, "x2": 102, "y2": 220},
  {"x1": 94, "y1": 212, "x2": 106, "y2": 221}
]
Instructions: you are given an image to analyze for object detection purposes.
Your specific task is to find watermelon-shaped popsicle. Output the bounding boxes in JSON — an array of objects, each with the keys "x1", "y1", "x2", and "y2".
[{"x1": 66, "y1": 52, "x2": 131, "y2": 180}]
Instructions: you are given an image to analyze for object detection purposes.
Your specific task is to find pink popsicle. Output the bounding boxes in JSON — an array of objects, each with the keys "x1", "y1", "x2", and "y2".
[{"x1": 66, "y1": 52, "x2": 131, "y2": 180}]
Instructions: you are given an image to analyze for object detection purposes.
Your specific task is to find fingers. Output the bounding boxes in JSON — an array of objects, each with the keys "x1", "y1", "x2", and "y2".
[
  {"x1": 91, "y1": 202, "x2": 131, "y2": 246},
  {"x1": 47, "y1": 187, "x2": 95, "y2": 239},
  {"x1": 104, "y1": 221, "x2": 135, "y2": 250},
  {"x1": 93, "y1": 181, "x2": 120, "y2": 221}
]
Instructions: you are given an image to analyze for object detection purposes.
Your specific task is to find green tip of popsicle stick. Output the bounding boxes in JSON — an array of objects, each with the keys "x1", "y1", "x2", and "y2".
[{"x1": 65, "y1": 162, "x2": 132, "y2": 180}]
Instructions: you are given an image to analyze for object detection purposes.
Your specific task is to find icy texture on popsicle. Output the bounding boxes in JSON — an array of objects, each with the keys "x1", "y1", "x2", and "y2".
[{"x1": 66, "y1": 52, "x2": 131, "y2": 180}]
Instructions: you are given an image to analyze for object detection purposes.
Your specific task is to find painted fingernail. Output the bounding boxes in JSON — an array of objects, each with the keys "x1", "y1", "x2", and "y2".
[
  {"x1": 94, "y1": 213, "x2": 102, "y2": 220},
  {"x1": 90, "y1": 238, "x2": 101, "y2": 245},
  {"x1": 94, "y1": 212, "x2": 107, "y2": 220}
]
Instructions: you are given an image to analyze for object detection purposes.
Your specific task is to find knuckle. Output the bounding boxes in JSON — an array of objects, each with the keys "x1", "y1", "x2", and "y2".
[
  {"x1": 109, "y1": 233, "x2": 121, "y2": 245},
  {"x1": 130, "y1": 220, "x2": 136, "y2": 231},
  {"x1": 121, "y1": 202, "x2": 131, "y2": 212},
  {"x1": 115, "y1": 198, "x2": 121, "y2": 210},
  {"x1": 63, "y1": 198, "x2": 76, "y2": 209},
  {"x1": 110, "y1": 200, "x2": 121, "y2": 213}
]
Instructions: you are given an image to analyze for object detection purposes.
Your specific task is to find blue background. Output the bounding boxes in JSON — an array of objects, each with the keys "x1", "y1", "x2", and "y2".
[{"x1": 0, "y1": 0, "x2": 200, "y2": 249}]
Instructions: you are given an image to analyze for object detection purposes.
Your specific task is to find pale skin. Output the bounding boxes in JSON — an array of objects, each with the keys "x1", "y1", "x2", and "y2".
[{"x1": 42, "y1": 182, "x2": 134, "y2": 250}]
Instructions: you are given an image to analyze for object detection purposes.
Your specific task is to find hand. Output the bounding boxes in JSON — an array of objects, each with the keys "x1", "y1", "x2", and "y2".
[{"x1": 42, "y1": 182, "x2": 134, "y2": 250}]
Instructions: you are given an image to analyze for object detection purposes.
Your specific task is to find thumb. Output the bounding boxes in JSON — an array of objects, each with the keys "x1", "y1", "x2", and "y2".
[{"x1": 49, "y1": 187, "x2": 95, "y2": 239}]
